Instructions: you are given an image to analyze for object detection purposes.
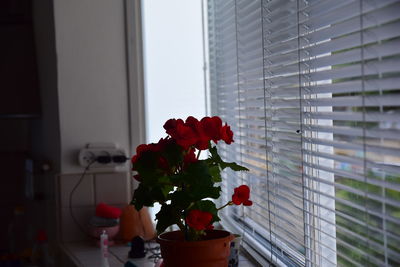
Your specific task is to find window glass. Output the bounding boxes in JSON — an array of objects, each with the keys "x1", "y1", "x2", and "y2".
[
  {"x1": 142, "y1": 0, "x2": 206, "y2": 220},
  {"x1": 143, "y1": 0, "x2": 206, "y2": 143}
]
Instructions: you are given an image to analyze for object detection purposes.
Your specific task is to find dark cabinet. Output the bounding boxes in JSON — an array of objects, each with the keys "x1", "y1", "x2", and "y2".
[{"x1": 0, "y1": 0, "x2": 41, "y2": 118}]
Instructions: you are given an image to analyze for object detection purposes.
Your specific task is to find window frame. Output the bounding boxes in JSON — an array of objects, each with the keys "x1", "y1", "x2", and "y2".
[{"x1": 124, "y1": 0, "x2": 146, "y2": 192}]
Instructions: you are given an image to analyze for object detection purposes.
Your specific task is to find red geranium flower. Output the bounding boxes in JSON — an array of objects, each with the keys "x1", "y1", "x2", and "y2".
[
  {"x1": 131, "y1": 155, "x2": 138, "y2": 165},
  {"x1": 220, "y1": 123, "x2": 234, "y2": 144},
  {"x1": 201, "y1": 116, "x2": 222, "y2": 143},
  {"x1": 186, "y1": 116, "x2": 210, "y2": 150},
  {"x1": 163, "y1": 118, "x2": 184, "y2": 137},
  {"x1": 232, "y1": 185, "x2": 252, "y2": 206},
  {"x1": 156, "y1": 137, "x2": 170, "y2": 151},
  {"x1": 164, "y1": 118, "x2": 198, "y2": 149},
  {"x1": 185, "y1": 116, "x2": 201, "y2": 130},
  {"x1": 175, "y1": 123, "x2": 198, "y2": 149},
  {"x1": 136, "y1": 143, "x2": 158, "y2": 154},
  {"x1": 131, "y1": 143, "x2": 160, "y2": 170},
  {"x1": 186, "y1": 210, "x2": 213, "y2": 231}
]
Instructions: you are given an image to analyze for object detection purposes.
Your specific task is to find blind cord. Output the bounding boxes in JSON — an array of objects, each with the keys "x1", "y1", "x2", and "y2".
[
  {"x1": 201, "y1": 0, "x2": 209, "y2": 116},
  {"x1": 359, "y1": 0, "x2": 374, "y2": 264},
  {"x1": 260, "y1": 0, "x2": 275, "y2": 263}
]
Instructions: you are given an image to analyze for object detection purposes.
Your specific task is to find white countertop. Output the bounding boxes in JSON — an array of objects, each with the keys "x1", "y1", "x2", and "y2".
[
  {"x1": 60, "y1": 241, "x2": 258, "y2": 267},
  {"x1": 60, "y1": 241, "x2": 159, "y2": 267}
]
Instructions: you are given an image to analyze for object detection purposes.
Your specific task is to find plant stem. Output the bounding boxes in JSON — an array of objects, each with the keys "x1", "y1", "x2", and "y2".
[
  {"x1": 182, "y1": 183, "x2": 189, "y2": 241},
  {"x1": 217, "y1": 201, "x2": 233, "y2": 210},
  {"x1": 176, "y1": 220, "x2": 185, "y2": 232},
  {"x1": 196, "y1": 149, "x2": 201, "y2": 159},
  {"x1": 186, "y1": 202, "x2": 195, "y2": 211}
]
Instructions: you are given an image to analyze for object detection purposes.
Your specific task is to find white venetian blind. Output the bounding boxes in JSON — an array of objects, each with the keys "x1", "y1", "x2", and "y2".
[{"x1": 207, "y1": 0, "x2": 400, "y2": 266}]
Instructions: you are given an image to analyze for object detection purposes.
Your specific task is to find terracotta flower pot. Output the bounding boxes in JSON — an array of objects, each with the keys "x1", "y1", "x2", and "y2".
[{"x1": 157, "y1": 230, "x2": 234, "y2": 267}]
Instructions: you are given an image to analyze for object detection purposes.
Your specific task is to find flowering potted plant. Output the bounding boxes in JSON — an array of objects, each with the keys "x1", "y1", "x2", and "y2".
[{"x1": 131, "y1": 116, "x2": 252, "y2": 266}]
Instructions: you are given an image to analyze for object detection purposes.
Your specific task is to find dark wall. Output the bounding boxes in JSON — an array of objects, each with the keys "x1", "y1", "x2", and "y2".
[
  {"x1": 0, "y1": 0, "x2": 60, "y2": 258},
  {"x1": 0, "y1": 0, "x2": 41, "y2": 117},
  {"x1": 30, "y1": 0, "x2": 61, "y2": 254}
]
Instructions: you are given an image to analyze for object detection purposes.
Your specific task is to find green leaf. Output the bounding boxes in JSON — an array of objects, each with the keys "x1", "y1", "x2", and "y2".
[
  {"x1": 155, "y1": 204, "x2": 181, "y2": 233},
  {"x1": 140, "y1": 172, "x2": 161, "y2": 186},
  {"x1": 131, "y1": 183, "x2": 154, "y2": 210},
  {"x1": 209, "y1": 165, "x2": 222, "y2": 182},
  {"x1": 151, "y1": 186, "x2": 168, "y2": 202},
  {"x1": 209, "y1": 186, "x2": 221, "y2": 199},
  {"x1": 170, "y1": 190, "x2": 193, "y2": 208},
  {"x1": 208, "y1": 146, "x2": 222, "y2": 163},
  {"x1": 170, "y1": 173, "x2": 188, "y2": 184},
  {"x1": 208, "y1": 146, "x2": 249, "y2": 171},
  {"x1": 161, "y1": 185, "x2": 174, "y2": 198},
  {"x1": 162, "y1": 140, "x2": 184, "y2": 167},
  {"x1": 186, "y1": 161, "x2": 211, "y2": 179},
  {"x1": 183, "y1": 161, "x2": 216, "y2": 200},
  {"x1": 220, "y1": 161, "x2": 249, "y2": 172},
  {"x1": 134, "y1": 151, "x2": 159, "y2": 172}
]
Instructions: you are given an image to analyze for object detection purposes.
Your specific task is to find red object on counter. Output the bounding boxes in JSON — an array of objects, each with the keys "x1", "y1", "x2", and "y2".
[{"x1": 95, "y1": 203, "x2": 122, "y2": 219}]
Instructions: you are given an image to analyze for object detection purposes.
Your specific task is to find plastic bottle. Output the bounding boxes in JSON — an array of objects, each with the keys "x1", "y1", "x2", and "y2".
[{"x1": 100, "y1": 230, "x2": 110, "y2": 267}]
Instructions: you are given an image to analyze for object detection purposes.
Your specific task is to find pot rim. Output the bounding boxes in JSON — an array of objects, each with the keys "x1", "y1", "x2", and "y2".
[{"x1": 157, "y1": 229, "x2": 234, "y2": 247}]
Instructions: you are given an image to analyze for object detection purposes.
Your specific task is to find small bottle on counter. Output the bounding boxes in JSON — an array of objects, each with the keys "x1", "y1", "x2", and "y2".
[{"x1": 100, "y1": 230, "x2": 110, "y2": 267}]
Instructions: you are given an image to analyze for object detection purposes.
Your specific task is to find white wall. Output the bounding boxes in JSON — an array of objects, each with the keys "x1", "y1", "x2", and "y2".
[{"x1": 53, "y1": 0, "x2": 131, "y2": 173}]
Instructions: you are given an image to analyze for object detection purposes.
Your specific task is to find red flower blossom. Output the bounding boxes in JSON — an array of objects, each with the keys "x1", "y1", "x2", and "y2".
[
  {"x1": 201, "y1": 116, "x2": 222, "y2": 143},
  {"x1": 186, "y1": 210, "x2": 213, "y2": 231},
  {"x1": 185, "y1": 116, "x2": 201, "y2": 130},
  {"x1": 163, "y1": 118, "x2": 184, "y2": 137},
  {"x1": 232, "y1": 185, "x2": 252, "y2": 206},
  {"x1": 132, "y1": 144, "x2": 158, "y2": 170},
  {"x1": 220, "y1": 123, "x2": 234, "y2": 144},
  {"x1": 185, "y1": 116, "x2": 210, "y2": 150},
  {"x1": 163, "y1": 116, "x2": 231, "y2": 150},
  {"x1": 156, "y1": 137, "x2": 170, "y2": 151},
  {"x1": 175, "y1": 123, "x2": 198, "y2": 149},
  {"x1": 136, "y1": 143, "x2": 159, "y2": 154},
  {"x1": 132, "y1": 140, "x2": 174, "y2": 173},
  {"x1": 164, "y1": 118, "x2": 198, "y2": 149},
  {"x1": 131, "y1": 155, "x2": 138, "y2": 165}
]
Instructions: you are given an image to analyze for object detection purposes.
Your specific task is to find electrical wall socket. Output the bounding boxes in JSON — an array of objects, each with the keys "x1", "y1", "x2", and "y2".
[
  {"x1": 80, "y1": 150, "x2": 96, "y2": 166},
  {"x1": 78, "y1": 143, "x2": 128, "y2": 172}
]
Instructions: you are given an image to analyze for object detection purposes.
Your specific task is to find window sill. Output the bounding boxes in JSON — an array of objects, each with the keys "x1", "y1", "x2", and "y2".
[{"x1": 59, "y1": 240, "x2": 259, "y2": 267}]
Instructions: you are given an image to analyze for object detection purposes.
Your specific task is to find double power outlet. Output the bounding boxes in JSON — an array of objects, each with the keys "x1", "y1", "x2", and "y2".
[{"x1": 78, "y1": 143, "x2": 128, "y2": 172}]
